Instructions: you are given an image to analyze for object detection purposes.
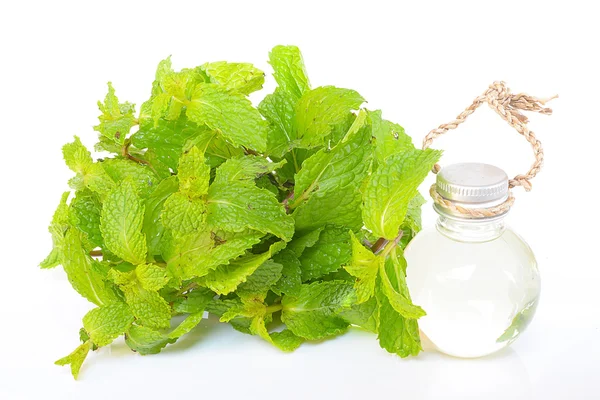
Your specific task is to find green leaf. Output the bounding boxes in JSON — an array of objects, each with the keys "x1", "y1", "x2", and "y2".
[
  {"x1": 281, "y1": 281, "x2": 355, "y2": 340},
  {"x1": 293, "y1": 111, "x2": 368, "y2": 198},
  {"x1": 83, "y1": 302, "x2": 134, "y2": 347},
  {"x1": 132, "y1": 117, "x2": 210, "y2": 172},
  {"x1": 363, "y1": 148, "x2": 441, "y2": 240},
  {"x1": 205, "y1": 298, "x2": 262, "y2": 336},
  {"x1": 255, "y1": 175, "x2": 279, "y2": 196},
  {"x1": 376, "y1": 278, "x2": 422, "y2": 357},
  {"x1": 213, "y1": 298, "x2": 282, "y2": 348},
  {"x1": 328, "y1": 112, "x2": 357, "y2": 146},
  {"x1": 125, "y1": 325, "x2": 175, "y2": 355},
  {"x1": 159, "y1": 142, "x2": 210, "y2": 237},
  {"x1": 80, "y1": 164, "x2": 117, "y2": 198},
  {"x1": 146, "y1": 67, "x2": 195, "y2": 123},
  {"x1": 294, "y1": 86, "x2": 364, "y2": 148},
  {"x1": 124, "y1": 285, "x2": 171, "y2": 330},
  {"x1": 271, "y1": 250, "x2": 302, "y2": 296},
  {"x1": 94, "y1": 134, "x2": 123, "y2": 154},
  {"x1": 40, "y1": 192, "x2": 70, "y2": 269},
  {"x1": 379, "y1": 254, "x2": 426, "y2": 319},
  {"x1": 213, "y1": 155, "x2": 285, "y2": 186},
  {"x1": 375, "y1": 248, "x2": 423, "y2": 357},
  {"x1": 397, "y1": 194, "x2": 427, "y2": 249},
  {"x1": 62, "y1": 229, "x2": 119, "y2": 305},
  {"x1": 187, "y1": 83, "x2": 268, "y2": 152},
  {"x1": 100, "y1": 180, "x2": 148, "y2": 265},
  {"x1": 94, "y1": 82, "x2": 136, "y2": 146},
  {"x1": 173, "y1": 287, "x2": 215, "y2": 314},
  {"x1": 405, "y1": 193, "x2": 426, "y2": 233},
  {"x1": 143, "y1": 176, "x2": 178, "y2": 256},
  {"x1": 268, "y1": 45, "x2": 310, "y2": 101},
  {"x1": 270, "y1": 329, "x2": 304, "y2": 352},
  {"x1": 202, "y1": 61, "x2": 265, "y2": 95},
  {"x1": 344, "y1": 231, "x2": 382, "y2": 303},
  {"x1": 141, "y1": 148, "x2": 172, "y2": 179},
  {"x1": 161, "y1": 192, "x2": 207, "y2": 235},
  {"x1": 165, "y1": 229, "x2": 263, "y2": 281},
  {"x1": 299, "y1": 226, "x2": 351, "y2": 281},
  {"x1": 135, "y1": 263, "x2": 169, "y2": 291},
  {"x1": 340, "y1": 296, "x2": 379, "y2": 333},
  {"x1": 237, "y1": 260, "x2": 284, "y2": 300},
  {"x1": 165, "y1": 282, "x2": 213, "y2": 341},
  {"x1": 292, "y1": 112, "x2": 372, "y2": 231},
  {"x1": 79, "y1": 328, "x2": 91, "y2": 344},
  {"x1": 203, "y1": 135, "x2": 245, "y2": 168},
  {"x1": 177, "y1": 146, "x2": 210, "y2": 197},
  {"x1": 63, "y1": 136, "x2": 93, "y2": 172},
  {"x1": 369, "y1": 110, "x2": 413, "y2": 164},
  {"x1": 69, "y1": 189, "x2": 103, "y2": 249},
  {"x1": 63, "y1": 136, "x2": 116, "y2": 197},
  {"x1": 250, "y1": 314, "x2": 275, "y2": 344},
  {"x1": 168, "y1": 312, "x2": 205, "y2": 339},
  {"x1": 286, "y1": 227, "x2": 324, "y2": 256},
  {"x1": 276, "y1": 148, "x2": 316, "y2": 184},
  {"x1": 40, "y1": 248, "x2": 61, "y2": 270},
  {"x1": 201, "y1": 242, "x2": 285, "y2": 295},
  {"x1": 259, "y1": 89, "x2": 296, "y2": 158},
  {"x1": 55, "y1": 341, "x2": 92, "y2": 379},
  {"x1": 207, "y1": 182, "x2": 294, "y2": 241},
  {"x1": 101, "y1": 158, "x2": 159, "y2": 197},
  {"x1": 219, "y1": 298, "x2": 265, "y2": 323}
]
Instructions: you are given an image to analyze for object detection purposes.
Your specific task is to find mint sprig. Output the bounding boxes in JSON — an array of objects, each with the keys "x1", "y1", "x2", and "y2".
[{"x1": 42, "y1": 45, "x2": 441, "y2": 379}]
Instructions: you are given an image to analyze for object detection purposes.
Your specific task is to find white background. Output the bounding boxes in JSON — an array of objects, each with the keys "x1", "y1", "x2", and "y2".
[{"x1": 1, "y1": 1, "x2": 598, "y2": 399}]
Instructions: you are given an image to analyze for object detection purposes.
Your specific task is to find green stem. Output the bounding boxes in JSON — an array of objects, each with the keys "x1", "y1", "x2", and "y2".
[
  {"x1": 379, "y1": 231, "x2": 404, "y2": 258},
  {"x1": 370, "y1": 238, "x2": 388, "y2": 254},
  {"x1": 243, "y1": 147, "x2": 259, "y2": 156},
  {"x1": 266, "y1": 303, "x2": 283, "y2": 314},
  {"x1": 121, "y1": 139, "x2": 160, "y2": 176},
  {"x1": 282, "y1": 190, "x2": 295, "y2": 211},
  {"x1": 288, "y1": 189, "x2": 310, "y2": 210},
  {"x1": 291, "y1": 149, "x2": 300, "y2": 173},
  {"x1": 177, "y1": 282, "x2": 198, "y2": 296}
]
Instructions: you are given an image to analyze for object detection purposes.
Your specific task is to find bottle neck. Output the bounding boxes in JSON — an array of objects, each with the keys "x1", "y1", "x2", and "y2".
[{"x1": 435, "y1": 213, "x2": 507, "y2": 243}]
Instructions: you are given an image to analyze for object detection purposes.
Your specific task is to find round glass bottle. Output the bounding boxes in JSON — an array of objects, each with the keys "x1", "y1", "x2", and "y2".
[{"x1": 405, "y1": 163, "x2": 541, "y2": 358}]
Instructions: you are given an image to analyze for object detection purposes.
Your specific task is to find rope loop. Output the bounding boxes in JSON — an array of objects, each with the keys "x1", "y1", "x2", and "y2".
[{"x1": 423, "y1": 81, "x2": 557, "y2": 192}]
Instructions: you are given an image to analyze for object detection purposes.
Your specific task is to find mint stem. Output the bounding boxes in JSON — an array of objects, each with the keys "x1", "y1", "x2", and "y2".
[
  {"x1": 371, "y1": 238, "x2": 388, "y2": 254},
  {"x1": 266, "y1": 303, "x2": 283, "y2": 313},
  {"x1": 372, "y1": 231, "x2": 404, "y2": 256},
  {"x1": 121, "y1": 139, "x2": 159, "y2": 175}
]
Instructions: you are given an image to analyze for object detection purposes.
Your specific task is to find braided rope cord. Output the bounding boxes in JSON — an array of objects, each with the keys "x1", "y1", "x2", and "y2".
[{"x1": 424, "y1": 81, "x2": 556, "y2": 217}]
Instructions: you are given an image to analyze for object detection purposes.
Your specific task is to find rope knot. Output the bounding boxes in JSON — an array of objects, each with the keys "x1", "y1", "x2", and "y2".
[{"x1": 484, "y1": 81, "x2": 557, "y2": 125}]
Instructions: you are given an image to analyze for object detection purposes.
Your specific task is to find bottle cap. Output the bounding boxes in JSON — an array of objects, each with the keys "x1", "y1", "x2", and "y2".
[{"x1": 436, "y1": 163, "x2": 509, "y2": 209}]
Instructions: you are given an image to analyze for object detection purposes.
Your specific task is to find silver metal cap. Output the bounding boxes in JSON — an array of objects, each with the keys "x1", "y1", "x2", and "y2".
[{"x1": 436, "y1": 163, "x2": 509, "y2": 208}]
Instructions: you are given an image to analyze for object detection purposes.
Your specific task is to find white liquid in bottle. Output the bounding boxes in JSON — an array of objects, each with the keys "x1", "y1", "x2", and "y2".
[{"x1": 404, "y1": 163, "x2": 541, "y2": 358}]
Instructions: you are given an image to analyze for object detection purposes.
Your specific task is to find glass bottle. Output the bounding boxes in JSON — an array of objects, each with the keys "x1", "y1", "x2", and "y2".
[{"x1": 405, "y1": 163, "x2": 541, "y2": 358}]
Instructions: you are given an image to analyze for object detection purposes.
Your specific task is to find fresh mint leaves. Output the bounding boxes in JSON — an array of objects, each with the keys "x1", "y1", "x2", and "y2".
[{"x1": 42, "y1": 45, "x2": 441, "y2": 379}]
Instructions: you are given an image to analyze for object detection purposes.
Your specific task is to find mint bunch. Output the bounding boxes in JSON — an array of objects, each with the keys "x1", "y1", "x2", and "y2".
[{"x1": 42, "y1": 45, "x2": 441, "y2": 379}]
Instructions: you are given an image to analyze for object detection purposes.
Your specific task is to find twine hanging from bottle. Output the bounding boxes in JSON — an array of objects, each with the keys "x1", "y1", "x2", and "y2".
[{"x1": 423, "y1": 81, "x2": 557, "y2": 218}]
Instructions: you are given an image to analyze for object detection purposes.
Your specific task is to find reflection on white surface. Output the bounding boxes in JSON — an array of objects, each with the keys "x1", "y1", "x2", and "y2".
[
  {"x1": 5, "y1": 317, "x2": 532, "y2": 400},
  {"x1": 419, "y1": 348, "x2": 532, "y2": 399},
  {"x1": 3, "y1": 292, "x2": 598, "y2": 400}
]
